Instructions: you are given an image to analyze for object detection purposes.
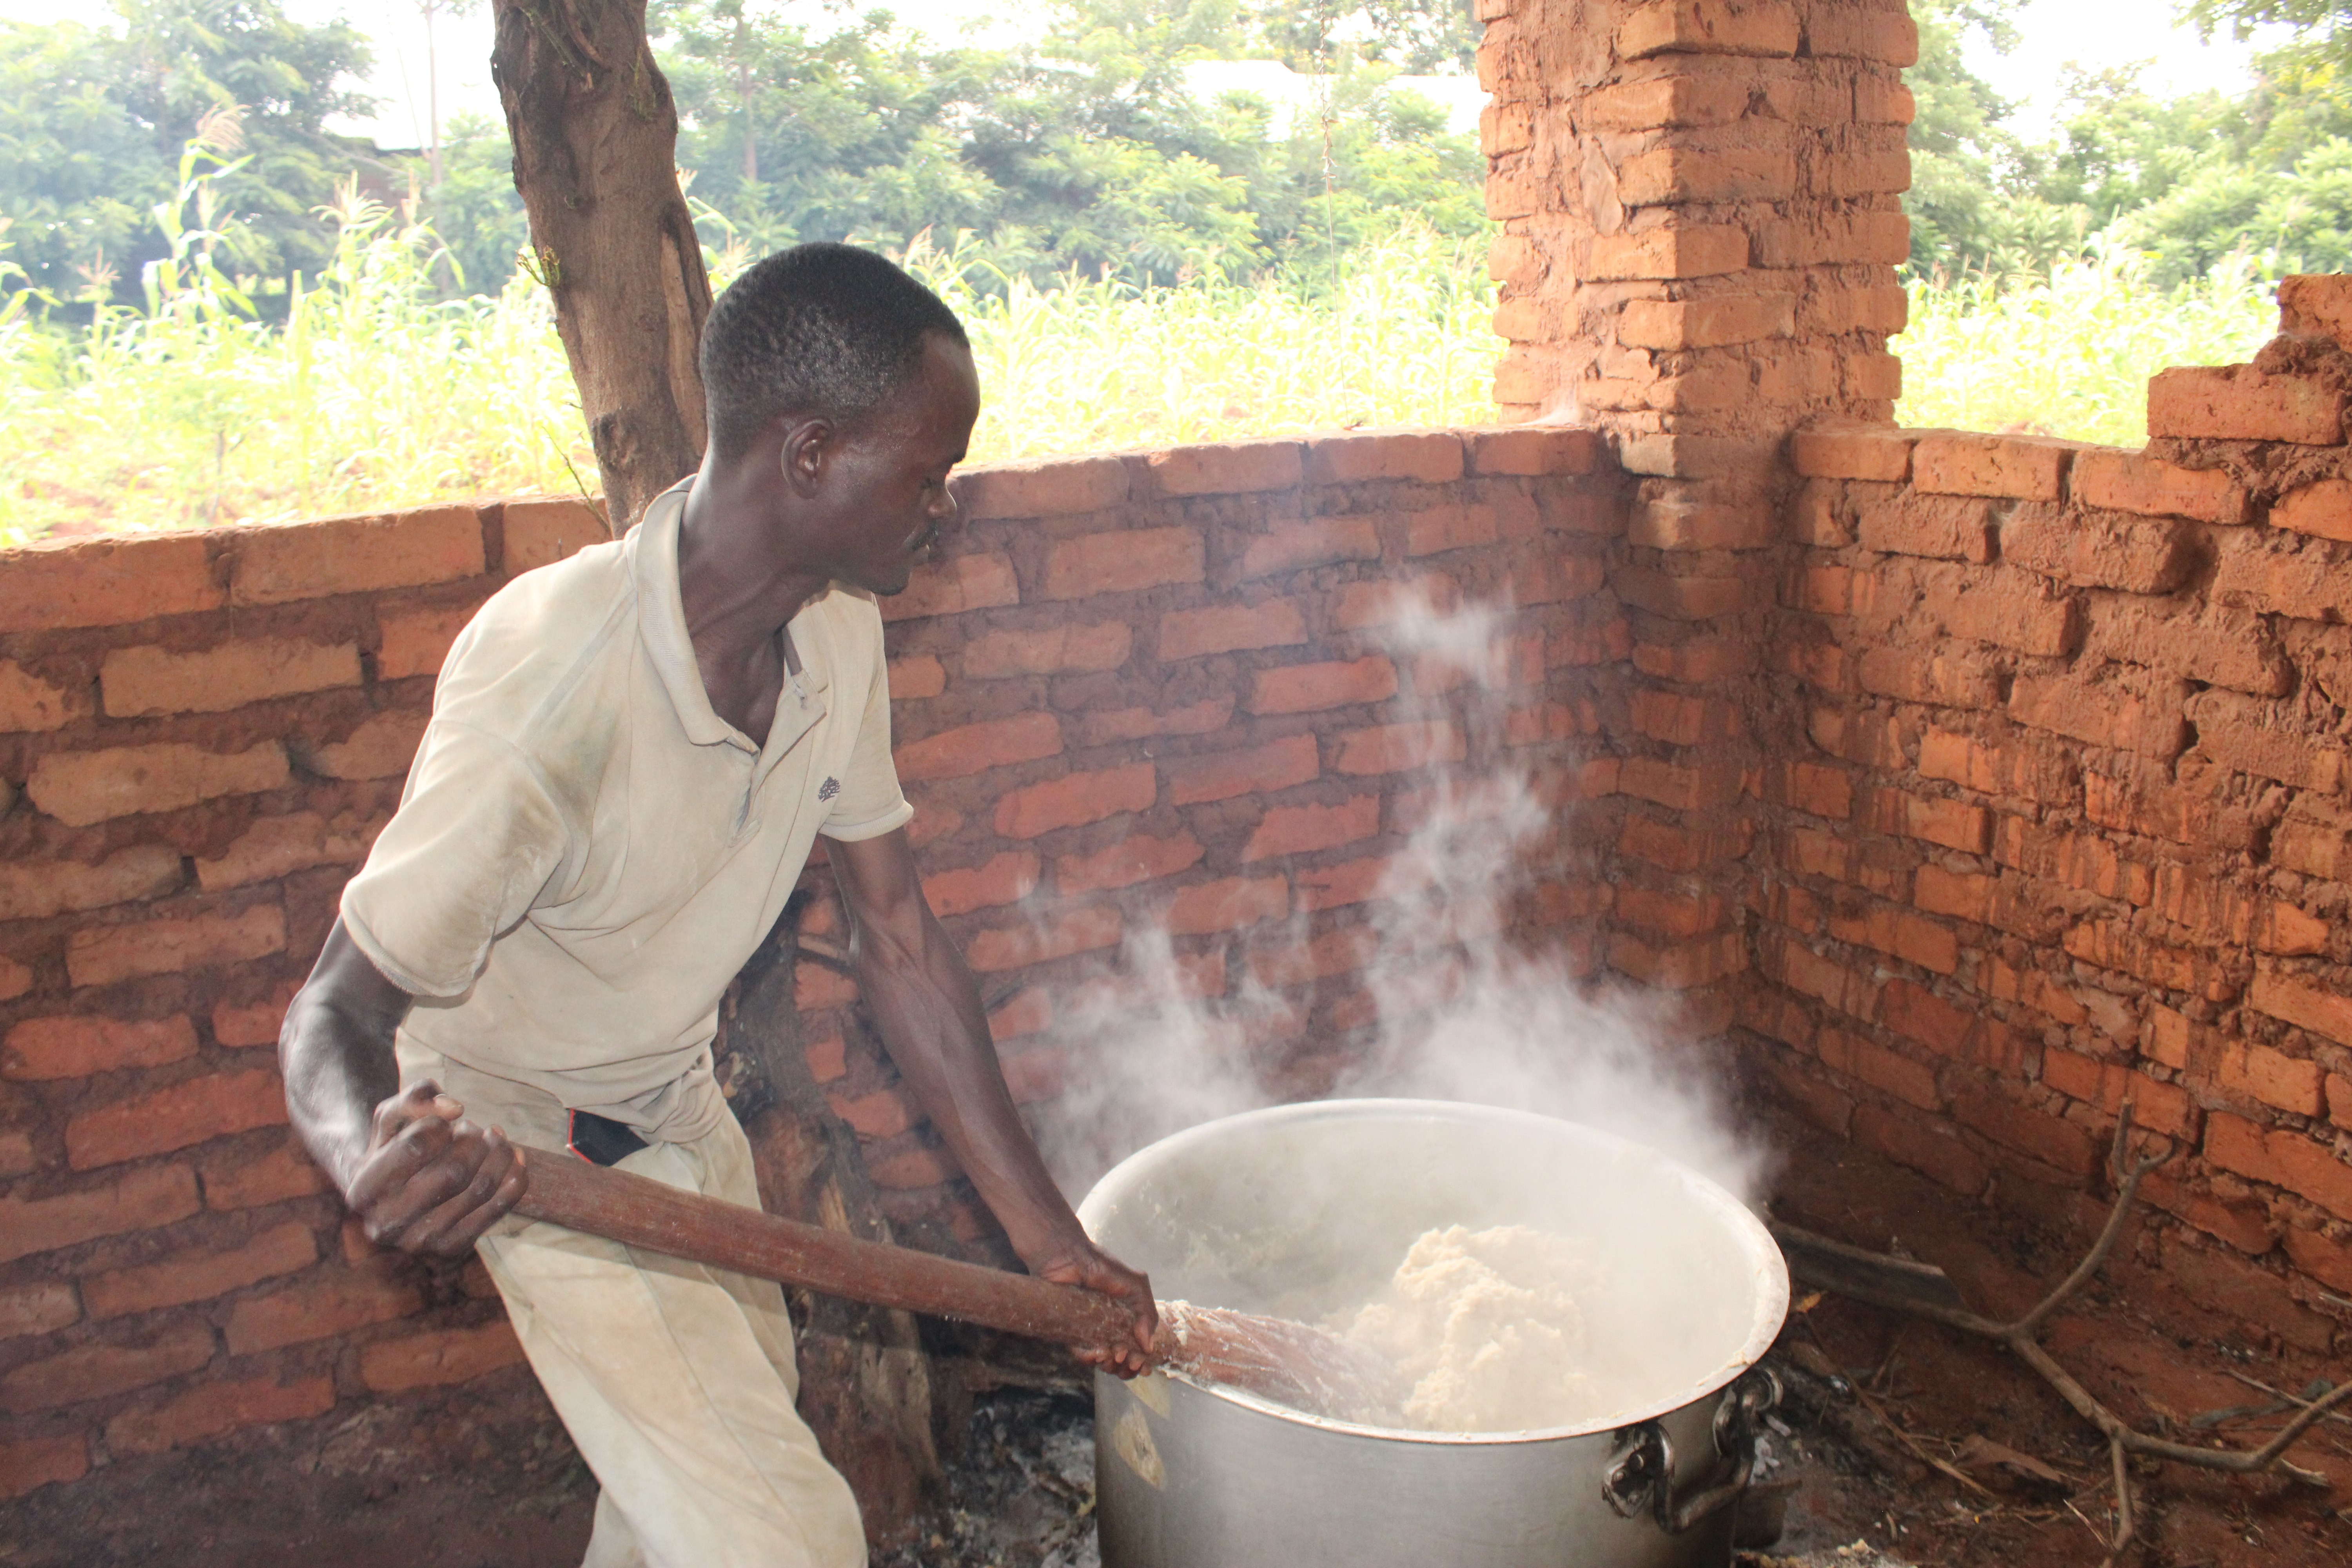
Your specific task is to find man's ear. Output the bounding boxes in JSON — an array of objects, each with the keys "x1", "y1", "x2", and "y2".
[{"x1": 778, "y1": 416, "x2": 837, "y2": 499}]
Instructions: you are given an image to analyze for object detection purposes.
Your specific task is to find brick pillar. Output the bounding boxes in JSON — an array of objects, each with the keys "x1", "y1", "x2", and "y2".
[{"x1": 1477, "y1": 0, "x2": 1918, "y2": 1033}]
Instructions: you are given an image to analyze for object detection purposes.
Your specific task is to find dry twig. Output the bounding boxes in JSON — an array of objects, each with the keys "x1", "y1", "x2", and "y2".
[{"x1": 1789, "y1": 1103, "x2": 2352, "y2": 1565}]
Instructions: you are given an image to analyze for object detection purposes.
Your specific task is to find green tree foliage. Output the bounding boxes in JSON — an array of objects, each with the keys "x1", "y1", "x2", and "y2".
[
  {"x1": 649, "y1": 0, "x2": 1485, "y2": 289},
  {"x1": 0, "y1": 1, "x2": 372, "y2": 300}
]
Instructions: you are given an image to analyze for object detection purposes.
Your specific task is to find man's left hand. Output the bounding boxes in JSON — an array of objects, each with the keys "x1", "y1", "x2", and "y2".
[{"x1": 1029, "y1": 1236, "x2": 1158, "y2": 1379}]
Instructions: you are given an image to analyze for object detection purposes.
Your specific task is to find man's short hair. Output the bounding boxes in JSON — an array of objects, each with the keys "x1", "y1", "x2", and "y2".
[{"x1": 699, "y1": 242, "x2": 969, "y2": 461}]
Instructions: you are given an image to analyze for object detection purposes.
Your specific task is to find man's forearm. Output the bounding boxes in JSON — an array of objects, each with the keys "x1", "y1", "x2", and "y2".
[
  {"x1": 281, "y1": 921, "x2": 410, "y2": 1192},
  {"x1": 849, "y1": 908, "x2": 1084, "y2": 1259}
]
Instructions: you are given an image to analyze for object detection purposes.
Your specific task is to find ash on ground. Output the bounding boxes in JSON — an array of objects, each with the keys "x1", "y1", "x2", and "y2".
[{"x1": 882, "y1": 1386, "x2": 1101, "y2": 1568}]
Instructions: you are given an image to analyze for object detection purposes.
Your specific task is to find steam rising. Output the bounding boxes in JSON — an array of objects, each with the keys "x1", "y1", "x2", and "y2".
[{"x1": 1034, "y1": 592, "x2": 1767, "y2": 1207}]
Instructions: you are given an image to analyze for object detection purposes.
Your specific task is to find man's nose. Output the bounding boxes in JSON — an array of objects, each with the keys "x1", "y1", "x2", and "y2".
[{"x1": 929, "y1": 483, "x2": 960, "y2": 523}]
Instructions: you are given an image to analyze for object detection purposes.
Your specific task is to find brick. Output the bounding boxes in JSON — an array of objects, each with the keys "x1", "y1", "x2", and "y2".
[
  {"x1": 2206, "y1": 1113, "x2": 2352, "y2": 1220},
  {"x1": 1235, "y1": 515, "x2": 1383, "y2": 580},
  {"x1": 1617, "y1": 563, "x2": 1768, "y2": 620},
  {"x1": 2248, "y1": 969, "x2": 2352, "y2": 1047},
  {"x1": 0, "y1": 1166, "x2": 201, "y2": 1265},
  {"x1": 2149, "y1": 365, "x2": 2343, "y2": 443},
  {"x1": 26, "y1": 740, "x2": 287, "y2": 827},
  {"x1": 1331, "y1": 720, "x2": 1465, "y2": 776},
  {"x1": 0, "y1": 1280, "x2": 81, "y2": 1339},
  {"x1": 359, "y1": 1321, "x2": 525, "y2": 1392},
  {"x1": 0, "y1": 532, "x2": 224, "y2": 633},
  {"x1": 1055, "y1": 832, "x2": 1205, "y2": 895},
  {"x1": 1247, "y1": 657, "x2": 1396, "y2": 716},
  {"x1": 2283, "y1": 1225, "x2": 2352, "y2": 1292},
  {"x1": 1468, "y1": 427, "x2": 1602, "y2": 477},
  {"x1": 196, "y1": 808, "x2": 384, "y2": 891},
  {"x1": 992, "y1": 763, "x2": 1157, "y2": 840},
  {"x1": 101, "y1": 637, "x2": 359, "y2": 718},
  {"x1": 1853, "y1": 1103, "x2": 1988, "y2": 1194},
  {"x1": 225, "y1": 1272, "x2": 424, "y2": 1354},
  {"x1": 4, "y1": 1014, "x2": 198, "y2": 1082},
  {"x1": 1145, "y1": 440, "x2": 1302, "y2": 497},
  {"x1": 1617, "y1": 147, "x2": 1796, "y2": 206},
  {"x1": 297, "y1": 710, "x2": 428, "y2": 781},
  {"x1": 0, "y1": 1127, "x2": 32, "y2": 1174},
  {"x1": 1956, "y1": 1090, "x2": 2100, "y2": 1177},
  {"x1": 1801, "y1": 285, "x2": 1910, "y2": 336},
  {"x1": 888, "y1": 656, "x2": 946, "y2": 701},
  {"x1": 231, "y1": 506, "x2": 484, "y2": 606},
  {"x1": 1827, "y1": 902, "x2": 1959, "y2": 975},
  {"x1": 987, "y1": 987, "x2": 1052, "y2": 1044},
  {"x1": 2009, "y1": 664, "x2": 2189, "y2": 759},
  {"x1": 0, "y1": 1324, "x2": 213, "y2": 1414},
  {"x1": 955, "y1": 455, "x2": 1129, "y2": 519},
  {"x1": 2001, "y1": 503, "x2": 2196, "y2": 594},
  {"x1": 880, "y1": 552, "x2": 1020, "y2": 621},
  {"x1": 829, "y1": 1085, "x2": 915, "y2": 1140},
  {"x1": 204, "y1": 1138, "x2": 330, "y2": 1209},
  {"x1": 1818, "y1": 147, "x2": 1911, "y2": 197},
  {"x1": 1584, "y1": 225, "x2": 1747, "y2": 283},
  {"x1": 1608, "y1": 929, "x2": 1744, "y2": 989},
  {"x1": 65, "y1": 1067, "x2": 287, "y2": 1170},
  {"x1": 0, "y1": 1430, "x2": 87, "y2": 1499},
  {"x1": 1789, "y1": 423, "x2": 1914, "y2": 482},
  {"x1": 0, "y1": 660, "x2": 75, "y2": 732},
  {"x1": 894, "y1": 713, "x2": 1062, "y2": 782},
  {"x1": 2219, "y1": 1042, "x2": 2327, "y2": 1117},
  {"x1": 212, "y1": 981, "x2": 299, "y2": 1049},
  {"x1": 964, "y1": 906, "x2": 1123, "y2": 972},
  {"x1": 1752, "y1": 211, "x2": 1911, "y2": 268},
  {"x1": 1165, "y1": 735, "x2": 1319, "y2": 806},
  {"x1": 962, "y1": 623, "x2": 1131, "y2": 679},
  {"x1": 2270, "y1": 476, "x2": 2352, "y2": 543},
  {"x1": 1297, "y1": 853, "x2": 1425, "y2": 912},
  {"x1": 1912, "y1": 433, "x2": 2075, "y2": 500},
  {"x1": 2212, "y1": 534, "x2": 2352, "y2": 620},
  {"x1": 1042, "y1": 528, "x2": 1203, "y2": 600},
  {"x1": 376, "y1": 600, "x2": 483, "y2": 680},
  {"x1": 1628, "y1": 494, "x2": 1775, "y2": 551},
  {"x1": 2064, "y1": 920, "x2": 2233, "y2": 1002},
  {"x1": 499, "y1": 495, "x2": 604, "y2": 573},
  {"x1": 1165, "y1": 876, "x2": 1289, "y2": 936},
  {"x1": 1578, "y1": 74, "x2": 1750, "y2": 130},
  {"x1": 922, "y1": 852, "x2": 1040, "y2": 916},
  {"x1": 1806, "y1": 4, "x2": 1919, "y2": 62},
  {"x1": 2189, "y1": 690, "x2": 2346, "y2": 790},
  {"x1": 2084, "y1": 601, "x2": 2286, "y2": 696},
  {"x1": 2071, "y1": 449, "x2": 2247, "y2": 524},
  {"x1": 107, "y1": 1372, "x2": 336, "y2": 1456},
  {"x1": 2274, "y1": 799, "x2": 2352, "y2": 882},
  {"x1": 1619, "y1": 0, "x2": 1800, "y2": 58},
  {"x1": 0, "y1": 845, "x2": 182, "y2": 922},
  {"x1": 1157, "y1": 599, "x2": 1307, "y2": 660},
  {"x1": 1243, "y1": 795, "x2": 1381, "y2": 862},
  {"x1": 65, "y1": 904, "x2": 285, "y2": 990},
  {"x1": 1077, "y1": 697, "x2": 1233, "y2": 744},
  {"x1": 1619, "y1": 292, "x2": 1796, "y2": 350},
  {"x1": 1403, "y1": 502, "x2": 1502, "y2": 557},
  {"x1": 1330, "y1": 572, "x2": 1459, "y2": 630},
  {"x1": 83, "y1": 1220, "x2": 316, "y2": 1320},
  {"x1": 1817, "y1": 1027, "x2": 1942, "y2": 1111},
  {"x1": 1303, "y1": 430, "x2": 1463, "y2": 485},
  {"x1": 1857, "y1": 492, "x2": 1994, "y2": 561},
  {"x1": 1248, "y1": 926, "x2": 1379, "y2": 990},
  {"x1": 1855, "y1": 642, "x2": 1998, "y2": 709}
]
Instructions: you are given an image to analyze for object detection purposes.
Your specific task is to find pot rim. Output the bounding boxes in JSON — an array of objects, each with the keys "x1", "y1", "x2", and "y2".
[{"x1": 1078, "y1": 1096, "x2": 1790, "y2": 1446}]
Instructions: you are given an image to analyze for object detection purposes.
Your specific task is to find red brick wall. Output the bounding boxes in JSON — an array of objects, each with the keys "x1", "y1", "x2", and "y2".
[
  {"x1": 1748, "y1": 283, "x2": 2352, "y2": 1349},
  {"x1": 0, "y1": 426, "x2": 1628, "y2": 1497}
]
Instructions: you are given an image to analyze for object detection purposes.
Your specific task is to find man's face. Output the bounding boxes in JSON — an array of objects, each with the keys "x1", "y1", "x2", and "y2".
[{"x1": 812, "y1": 333, "x2": 980, "y2": 597}]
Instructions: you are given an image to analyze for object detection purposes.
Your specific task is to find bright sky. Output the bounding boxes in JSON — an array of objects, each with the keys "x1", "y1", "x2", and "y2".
[{"x1": 0, "y1": 0, "x2": 2296, "y2": 149}]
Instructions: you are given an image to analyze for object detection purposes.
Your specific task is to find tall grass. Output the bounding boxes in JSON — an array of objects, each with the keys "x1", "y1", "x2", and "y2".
[
  {"x1": 0, "y1": 149, "x2": 2295, "y2": 543},
  {"x1": 1891, "y1": 248, "x2": 2279, "y2": 448}
]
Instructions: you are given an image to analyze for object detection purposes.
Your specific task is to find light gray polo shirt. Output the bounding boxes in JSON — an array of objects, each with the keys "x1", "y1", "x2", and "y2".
[{"x1": 341, "y1": 483, "x2": 913, "y2": 1148}]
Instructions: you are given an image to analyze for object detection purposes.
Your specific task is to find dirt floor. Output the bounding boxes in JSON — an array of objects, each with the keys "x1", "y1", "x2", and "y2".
[{"x1": 5, "y1": 1122, "x2": 2346, "y2": 1567}]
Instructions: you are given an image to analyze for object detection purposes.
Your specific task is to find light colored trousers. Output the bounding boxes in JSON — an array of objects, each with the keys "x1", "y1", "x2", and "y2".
[{"x1": 477, "y1": 1116, "x2": 868, "y2": 1568}]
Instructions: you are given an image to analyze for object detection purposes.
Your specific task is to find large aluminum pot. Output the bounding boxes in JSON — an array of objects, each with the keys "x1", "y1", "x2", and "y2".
[{"x1": 1076, "y1": 1099, "x2": 1788, "y2": 1568}]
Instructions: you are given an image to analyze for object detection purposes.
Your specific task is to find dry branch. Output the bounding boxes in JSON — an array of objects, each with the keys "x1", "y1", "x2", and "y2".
[{"x1": 1784, "y1": 1103, "x2": 2352, "y2": 1564}]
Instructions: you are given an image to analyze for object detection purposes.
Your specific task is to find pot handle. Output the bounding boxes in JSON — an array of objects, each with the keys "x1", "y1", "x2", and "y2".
[{"x1": 1601, "y1": 1367, "x2": 1782, "y2": 1534}]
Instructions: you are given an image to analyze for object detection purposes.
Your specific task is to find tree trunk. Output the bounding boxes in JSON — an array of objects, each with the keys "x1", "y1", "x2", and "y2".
[{"x1": 489, "y1": 0, "x2": 711, "y2": 531}]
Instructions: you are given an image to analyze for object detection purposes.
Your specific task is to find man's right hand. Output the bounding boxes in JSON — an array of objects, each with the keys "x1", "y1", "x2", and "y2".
[{"x1": 345, "y1": 1080, "x2": 529, "y2": 1256}]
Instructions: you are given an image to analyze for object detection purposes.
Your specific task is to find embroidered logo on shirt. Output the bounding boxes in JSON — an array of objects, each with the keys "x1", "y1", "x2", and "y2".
[{"x1": 817, "y1": 777, "x2": 840, "y2": 801}]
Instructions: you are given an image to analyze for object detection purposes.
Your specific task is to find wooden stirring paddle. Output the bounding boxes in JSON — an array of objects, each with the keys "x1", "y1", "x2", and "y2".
[{"x1": 515, "y1": 1151, "x2": 1401, "y2": 1420}]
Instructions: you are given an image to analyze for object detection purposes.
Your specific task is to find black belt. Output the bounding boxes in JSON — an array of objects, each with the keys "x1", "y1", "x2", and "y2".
[{"x1": 566, "y1": 1108, "x2": 650, "y2": 1167}]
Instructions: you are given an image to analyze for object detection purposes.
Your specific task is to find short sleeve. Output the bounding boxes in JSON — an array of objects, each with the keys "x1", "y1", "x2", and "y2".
[
  {"x1": 821, "y1": 647, "x2": 915, "y2": 843},
  {"x1": 340, "y1": 720, "x2": 574, "y2": 996}
]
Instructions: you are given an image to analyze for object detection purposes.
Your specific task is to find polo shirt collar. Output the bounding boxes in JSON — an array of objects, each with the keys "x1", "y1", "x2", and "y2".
[
  {"x1": 633, "y1": 482, "x2": 834, "y2": 753},
  {"x1": 634, "y1": 483, "x2": 742, "y2": 750}
]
